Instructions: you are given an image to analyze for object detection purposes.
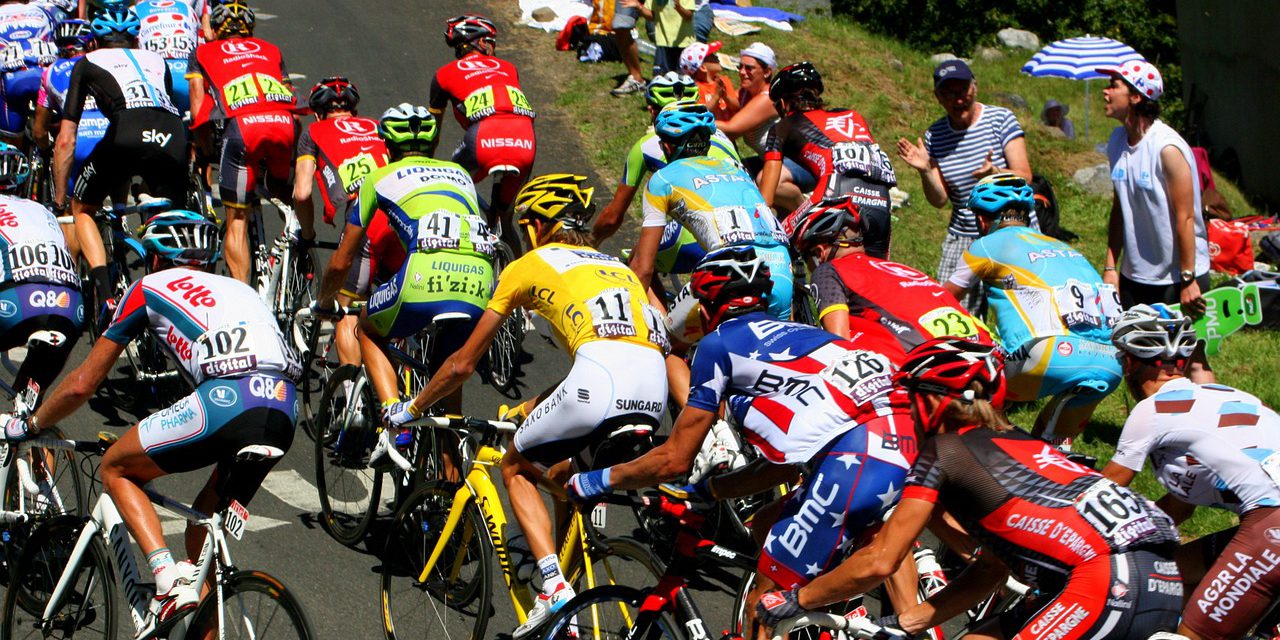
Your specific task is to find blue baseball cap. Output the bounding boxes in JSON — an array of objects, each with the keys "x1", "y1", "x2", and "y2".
[{"x1": 933, "y1": 59, "x2": 974, "y2": 89}]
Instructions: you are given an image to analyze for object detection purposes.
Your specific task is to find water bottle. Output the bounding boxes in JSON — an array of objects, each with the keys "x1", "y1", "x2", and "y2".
[
  {"x1": 914, "y1": 545, "x2": 948, "y2": 599},
  {"x1": 505, "y1": 521, "x2": 537, "y2": 585}
]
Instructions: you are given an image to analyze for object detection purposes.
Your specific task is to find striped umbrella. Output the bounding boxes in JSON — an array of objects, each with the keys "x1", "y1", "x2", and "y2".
[{"x1": 1021, "y1": 36, "x2": 1144, "y2": 139}]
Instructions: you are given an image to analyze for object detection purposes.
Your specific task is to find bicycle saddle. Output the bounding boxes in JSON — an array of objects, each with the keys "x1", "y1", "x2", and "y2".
[{"x1": 234, "y1": 445, "x2": 285, "y2": 462}]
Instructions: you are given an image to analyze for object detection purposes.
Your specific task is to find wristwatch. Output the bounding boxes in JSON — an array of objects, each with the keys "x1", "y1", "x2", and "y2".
[{"x1": 1180, "y1": 269, "x2": 1195, "y2": 283}]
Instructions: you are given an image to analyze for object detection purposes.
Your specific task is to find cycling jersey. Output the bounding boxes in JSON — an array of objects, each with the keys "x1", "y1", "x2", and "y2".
[
  {"x1": 904, "y1": 426, "x2": 1180, "y2": 590},
  {"x1": 347, "y1": 156, "x2": 489, "y2": 258},
  {"x1": 487, "y1": 243, "x2": 667, "y2": 356},
  {"x1": 39, "y1": 56, "x2": 108, "y2": 191},
  {"x1": 949, "y1": 226, "x2": 1120, "y2": 352},
  {"x1": 64, "y1": 48, "x2": 178, "y2": 121},
  {"x1": 642, "y1": 155, "x2": 787, "y2": 251},
  {"x1": 812, "y1": 253, "x2": 993, "y2": 352},
  {"x1": 1112, "y1": 378, "x2": 1280, "y2": 513},
  {"x1": 0, "y1": 195, "x2": 77, "y2": 290},
  {"x1": 296, "y1": 115, "x2": 388, "y2": 223},
  {"x1": 104, "y1": 269, "x2": 301, "y2": 386},
  {"x1": 429, "y1": 52, "x2": 535, "y2": 127},
  {"x1": 0, "y1": 4, "x2": 54, "y2": 57},
  {"x1": 619, "y1": 128, "x2": 740, "y2": 190},
  {"x1": 187, "y1": 36, "x2": 293, "y2": 124},
  {"x1": 136, "y1": 0, "x2": 201, "y2": 112},
  {"x1": 0, "y1": 3, "x2": 56, "y2": 135}
]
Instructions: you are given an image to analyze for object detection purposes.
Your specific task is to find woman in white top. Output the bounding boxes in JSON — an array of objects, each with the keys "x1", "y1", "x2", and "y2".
[{"x1": 716, "y1": 42, "x2": 778, "y2": 155}]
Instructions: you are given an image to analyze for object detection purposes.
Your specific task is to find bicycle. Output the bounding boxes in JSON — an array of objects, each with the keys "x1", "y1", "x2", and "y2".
[
  {"x1": 2, "y1": 443, "x2": 315, "y2": 640},
  {"x1": 379, "y1": 415, "x2": 666, "y2": 640},
  {"x1": 481, "y1": 237, "x2": 525, "y2": 396},
  {"x1": 250, "y1": 198, "x2": 327, "y2": 355}
]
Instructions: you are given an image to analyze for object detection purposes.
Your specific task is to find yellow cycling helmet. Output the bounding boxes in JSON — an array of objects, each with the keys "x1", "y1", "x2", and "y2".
[{"x1": 514, "y1": 174, "x2": 595, "y2": 241}]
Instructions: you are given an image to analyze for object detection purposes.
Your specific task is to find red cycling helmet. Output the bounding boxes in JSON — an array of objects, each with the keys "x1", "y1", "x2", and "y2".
[
  {"x1": 893, "y1": 338, "x2": 1006, "y2": 432},
  {"x1": 792, "y1": 196, "x2": 862, "y2": 255},
  {"x1": 309, "y1": 76, "x2": 360, "y2": 115},
  {"x1": 690, "y1": 245, "x2": 773, "y2": 333},
  {"x1": 445, "y1": 15, "x2": 497, "y2": 50}
]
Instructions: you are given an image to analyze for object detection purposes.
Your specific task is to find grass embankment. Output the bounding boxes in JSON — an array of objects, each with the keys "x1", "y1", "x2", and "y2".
[{"x1": 550, "y1": 10, "x2": 1277, "y2": 538}]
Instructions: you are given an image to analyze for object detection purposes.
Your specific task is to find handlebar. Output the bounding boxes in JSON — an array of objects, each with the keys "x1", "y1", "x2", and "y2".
[{"x1": 771, "y1": 612, "x2": 902, "y2": 640}]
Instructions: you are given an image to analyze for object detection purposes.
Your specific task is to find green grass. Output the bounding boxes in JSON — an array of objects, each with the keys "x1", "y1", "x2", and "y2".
[{"x1": 551, "y1": 11, "x2": 1280, "y2": 539}]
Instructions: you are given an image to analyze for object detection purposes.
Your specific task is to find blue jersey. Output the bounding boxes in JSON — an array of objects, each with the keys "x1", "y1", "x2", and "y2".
[
  {"x1": 0, "y1": 3, "x2": 53, "y2": 54},
  {"x1": 948, "y1": 226, "x2": 1120, "y2": 351},
  {"x1": 641, "y1": 155, "x2": 787, "y2": 252}
]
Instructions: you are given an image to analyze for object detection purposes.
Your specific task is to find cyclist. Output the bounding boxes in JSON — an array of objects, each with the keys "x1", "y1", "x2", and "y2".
[
  {"x1": 384, "y1": 173, "x2": 668, "y2": 638},
  {"x1": 796, "y1": 196, "x2": 992, "y2": 351},
  {"x1": 33, "y1": 19, "x2": 106, "y2": 199},
  {"x1": 294, "y1": 76, "x2": 389, "y2": 368},
  {"x1": 33, "y1": 0, "x2": 75, "y2": 23},
  {"x1": 315, "y1": 104, "x2": 492, "y2": 434},
  {"x1": 757, "y1": 338, "x2": 1183, "y2": 640},
  {"x1": 430, "y1": 14, "x2": 535, "y2": 254},
  {"x1": 188, "y1": 0, "x2": 296, "y2": 283},
  {"x1": 0, "y1": 143, "x2": 83, "y2": 393},
  {"x1": 944, "y1": 173, "x2": 1122, "y2": 443},
  {"x1": 0, "y1": 0, "x2": 57, "y2": 146},
  {"x1": 135, "y1": 0, "x2": 202, "y2": 114},
  {"x1": 565, "y1": 245, "x2": 922, "y2": 635},
  {"x1": 53, "y1": 6, "x2": 186, "y2": 316},
  {"x1": 1105, "y1": 304, "x2": 1280, "y2": 640},
  {"x1": 760, "y1": 62, "x2": 898, "y2": 259},
  {"x1": 2, "y1": 210, "x2": 300, "y2": 625}
]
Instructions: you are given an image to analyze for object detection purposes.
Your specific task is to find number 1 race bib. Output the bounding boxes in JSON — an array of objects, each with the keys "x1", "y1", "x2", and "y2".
[{"x1": 587, "y1": 288, "x2": 637, "y2": 338}]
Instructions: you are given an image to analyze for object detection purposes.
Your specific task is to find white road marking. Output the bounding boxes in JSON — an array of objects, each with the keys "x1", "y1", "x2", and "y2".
[
  {"x1": 260, "y1": 468, "x2": 322, "y2": 513},
  {"x1": 157, "y1": 502, "x2": 290, "y2": 535},
  {"x1": 257, "y1": 12, "x2": 277, "y2": 19},
  {"x1": 288, "y1": 73, "x2": 307, "y2": 81}
]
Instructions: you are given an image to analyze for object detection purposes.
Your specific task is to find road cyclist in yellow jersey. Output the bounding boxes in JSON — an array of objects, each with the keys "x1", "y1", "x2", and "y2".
[{"x1": 384, "y1": 173, "x2": 669, "y2": 638}]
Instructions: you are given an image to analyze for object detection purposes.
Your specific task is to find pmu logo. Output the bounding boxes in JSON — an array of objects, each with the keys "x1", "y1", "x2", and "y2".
[
  {"x1": 334, "y1": 118, "x2": 375, "y2": 136},
  {"x1": 456, "y1": 57, "x2": 500, "y2": 72},
  {"x1": 220, "y1": 39, "x2": 261, "y2": 55}
]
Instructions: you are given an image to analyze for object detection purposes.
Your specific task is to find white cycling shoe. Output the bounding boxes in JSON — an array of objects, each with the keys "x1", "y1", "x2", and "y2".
[
  {"x1": 150, "y1": 561, "x2": 200, "y2": 624},
  {"x1": 514, "y1": 582, "x2": 575, "y2": 639}
]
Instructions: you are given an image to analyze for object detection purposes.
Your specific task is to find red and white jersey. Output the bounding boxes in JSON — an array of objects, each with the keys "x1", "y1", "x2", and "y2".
[
  {"x1": 0, "y1": 196, "x2": 76, "y2": 289},
  {"x1": 104, "y1": 269, "x2": 300, "y2": 385},
  {"x1": 428, "y1": 52, "x2": 535, "y2": 127}
]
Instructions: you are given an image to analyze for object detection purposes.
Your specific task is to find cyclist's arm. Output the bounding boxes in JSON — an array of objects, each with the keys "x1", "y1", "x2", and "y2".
[
  {"x1": 592, "y1": 183, "x2": 639, "y2": 246},
  {"x1": 896, "y1": 549, "x2": 1010, "y2": 635},
  {"x1": 1102, "y1": 462, "x2": 1138, "y2": 487},
  {"x1": 820, "y1": 308, "x2": 850, "y2": 339},
  {"x1": 32, "y1": 103, "x2": 52, "y2": 152},
  {"x1": 317, "y1": 223, "x2": 365, "y2": 303},
  {"x1": 628, "y1": 225, "x2": 663, "y2": 291},
  {"x1": 944, "y1": 252, "x2": 979, "y2": 299},
  {"x1": 1156, "y1": 492, "x2": 1196, "y2": 525},
  {"x1": 31, "y1": 331, "x2": 126, "y2": 431},
  {"x1": 716, "y1": 92, "x2": 774, "y2": 140},
  {"x1": 406, "y1": 310, "x2": 505, "y2": 415},
  {"x1": 51, "y1": 117, "x2": 76, "y2": 205},
  {"x1": 759, "y1": 157, "x2": 782, "y2": 207},
  {"x1": 602, "y1": 405, "x2": 717, "y2": 490},
  {"x1": 706, "y1": 456, "x2": 799, "y2": 500},
  {"x1": 292, "y1": 155, "x2": 316, "y2": 238},
  {"x1": 427, "y1": 75, "x2": 448, "y2": 119},
  {"x1": 813, "y1": 263, "x2": 851, "y2": 338}
]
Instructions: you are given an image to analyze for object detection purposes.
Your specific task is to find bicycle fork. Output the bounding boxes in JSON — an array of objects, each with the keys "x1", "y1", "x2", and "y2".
[{"x1": 43, "y1": 497, "x2": 153, "y2": 633}]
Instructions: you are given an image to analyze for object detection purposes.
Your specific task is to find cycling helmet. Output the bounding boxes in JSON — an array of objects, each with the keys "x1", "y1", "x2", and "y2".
[
  {"x1": 514, "y1": 174, "x2": 595, "y2": 237},
  {"x1": 769, "y1": 61, "x2": 824, "y2": 101},
  {"x1": 894, "y1": 338, "x2": 1007, "y2": 432},
  {"x1": 646, "y1": 72, "x2": 697, "y2": 109},
  {"x1": 792, "y1": 196, "x2": 862, "y2": 255},
  {"x1": 90, "y1": 6, "x2": 139, "y2": 40},
  {"x1": 967, "y1": 173, "x2": 1035, "y2": 220},
  {"x1": 1111, "y1": 304, "x2": 1198, "y2": 362},
  {"x1": 377, "y1": 103, "x2": 438, "y2": 154},
  {"x1": 211, "y1": 1, "x2": 255, "y2": 38},
  {"x1": 654, "y1": 102, "x2": 715, "y2": 141},
  {"x1": 0, "y1": 142, "x2": 30, "y2": 191},
  {"x1": 54, "y1": 19, "x2": 95, "y2": 54},
  {"x1": 308, "y1": 76, "x2": 360, "y2": 115},
  {"x1": 140, "y1": 210, "x2": 221, "y2": 269},
  {"x1": 690, "y1": 245, "x2": 772, "y2": 332},
  {"x1": 445, "y1": 15, "x2": 497, "y2": 50}
]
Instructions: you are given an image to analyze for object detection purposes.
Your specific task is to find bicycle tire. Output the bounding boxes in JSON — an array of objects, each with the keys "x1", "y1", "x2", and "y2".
[
  {"x1": 2, "y1": 515, "x2": 120, "y2": 639},
  {"x1": 297, "y1": 312, "x2": 341, "y2": 442},
  {"x1": 484, "y1": 241, "x2": 524, "y2": 395},
  {"x1": 2, "y1": 428, "x2": 88, "y2": 594},
  {"x1": 380, "y1": 481, "x2": 492, "y2": 640},
  {"x1": 543, "y1": 585, "x2": 685, "y2": 640},
  {"x1": 314, "y1": 365, "x2": 384, "y2": 547},
  {"x1": 183, "y1": 569, "x2": 315, "y2": 640}
]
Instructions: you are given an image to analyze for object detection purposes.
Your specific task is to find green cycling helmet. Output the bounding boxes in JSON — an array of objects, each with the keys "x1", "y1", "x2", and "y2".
[
  {"x1": 646, "y1": 71, "x2": 697, "y2": 109},
  {"x1": 378, "y1": 103, "x2": 438, "y2": 153}
]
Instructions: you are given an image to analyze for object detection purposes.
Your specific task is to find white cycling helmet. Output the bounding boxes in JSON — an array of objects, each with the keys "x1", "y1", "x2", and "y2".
[{"x1": 1110, "y1": 304, "x2": 1198, "y2": 361}]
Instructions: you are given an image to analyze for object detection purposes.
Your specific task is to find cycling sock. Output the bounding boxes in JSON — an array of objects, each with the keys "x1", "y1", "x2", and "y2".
[
  {"x1": 536, "y1": 554, "x2": 565, "y2": 594},
  {"x1": 89, "y1": 266, "x2": 111, "y2": 303},
  {"x1": 148, "y1": 548, "x2": 177, "y2": 591}
]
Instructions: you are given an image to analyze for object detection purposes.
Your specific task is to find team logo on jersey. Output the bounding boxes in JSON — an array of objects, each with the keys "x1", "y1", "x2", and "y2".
[
  {"x1": 823, "y1": 112, "x2": 866, "y2": 140},
  {"x1": 456, "y1": 57, "x2": 500, "y2": 72},
  {"x1": 28, "y1": 290, "x2": 70, "y2": 308},
  {"x1": 0, "y1": 299, "x2": 15, "y2": 318},
  {"x1": 219, "y1": 39, "x2": 260, "y2": 55},
  {"x1": 869, "y1": 259, "x2": 928, "y2": 281},
  {"x1": 334, "y1": 118, "x2": 375, "y2": 136},
  {"x1": 248, "y1": 376, "x2": 288, "y2": 401},
  {"x1": 208, "y1": 385, "x2": 238, "y2": 408},
  {"x1": 1267, "y1": 527, "x2": 1280, "y2": 545},
  {"x1": 1057, "y1": 341, "x2": 1074, "y2": 357},
  {"x1": 151, "y1": 0, "x2": 178, "y2": 7}
]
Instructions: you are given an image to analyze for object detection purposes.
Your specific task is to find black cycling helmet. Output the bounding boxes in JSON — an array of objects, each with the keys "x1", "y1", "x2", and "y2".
[
  {"x1": 769, "y1": 61, "x2": 824, "y2": 102},
  {"x1": 445, "y1": 15, "x2": 497, "y2": 52},
  {"x1": 211, "y1": 1, "x2": 255, "y2": 39},
  {"x1": 54, "y1": 19, "x2": 95, "y2": 55},
  {"x1": 690, "y1": 245, "x2": 773, "y2": 332},
  {"x1": 309, "y1": 76, "x2": 360, "y2": 116},
  {"x1": 792, "y1": 196, "x2": 862, "y2": 255}
]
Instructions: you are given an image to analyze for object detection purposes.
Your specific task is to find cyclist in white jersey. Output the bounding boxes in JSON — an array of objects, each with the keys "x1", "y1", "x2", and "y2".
[
  {"x1": 1104, "y1": 304, "x2": 1280, "y2": 640},
  {"x1": 2, "y1": 210, "x2": 300, "y2": 626},
  {"x1": 135, "y1": 0, "x2": 203, "y2": 114}
]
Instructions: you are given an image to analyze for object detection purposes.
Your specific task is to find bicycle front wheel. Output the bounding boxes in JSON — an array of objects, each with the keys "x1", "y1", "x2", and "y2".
[
  {"x1": 380, "y1": 481, "x2": 491, "y2": 640},
  {"x1": 544, "y1": 585, "x2": 684, "y2": 640},
  {"x1": 183, "y1": 570, "x2": 314, "y2": 639},
  {"x1": 314, "y1": 365, "x2": 384, "y2": 547},
  {"x1": 2, "y1": 515, "x2": 120, "y2": 639},
  {"x1": 3, "y1": 429, "x2": 88, "y2": 589}
]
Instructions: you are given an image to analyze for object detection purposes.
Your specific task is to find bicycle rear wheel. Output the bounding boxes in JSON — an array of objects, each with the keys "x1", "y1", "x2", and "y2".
[
  {"x1": 483, "y1": 241, "x2": 524, "y2": 395},
  {"x1": 544, "y1": 585, "x2": 684, "y2": 640},
  {"x1": 2, "y1": 515, "x2": 120, "y2": 639},
  {"x1": 314, "y1": 365, "x2": 384, "y2": 547},
  {"x1": 183, "y1": 570, "x2": 314, "y2": 639}
]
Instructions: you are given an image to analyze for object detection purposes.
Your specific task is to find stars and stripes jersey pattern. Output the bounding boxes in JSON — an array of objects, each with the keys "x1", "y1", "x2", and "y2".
[
  {"x1": 104, "y1": 270, "x2": 300, "y2": 386},
  {"x1": 1111, "y1": 378, "x2": 1280, "y2": 514},
  {"x1": 686, "y1": 312, "x2": 911, "y2": 465}
]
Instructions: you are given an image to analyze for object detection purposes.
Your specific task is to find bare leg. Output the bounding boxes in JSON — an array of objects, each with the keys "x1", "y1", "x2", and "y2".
[
  {"x1": 73, "y1": 200, "x2": 105, "y2": 269},
  {"x1": 501, "y1": 449, "x2": 556, "y2": 566},
  {"x1": 356, "y1": 318, "x2": 397, "y2": 404},
  {"x1": 223, "y1": 204, "x2": 252, "y2": 283},
  {"x1": 99, "y1": 427, "x2": 169, "y2": 557}
]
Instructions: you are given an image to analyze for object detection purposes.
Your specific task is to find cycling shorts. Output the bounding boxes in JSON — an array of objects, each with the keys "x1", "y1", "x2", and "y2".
[
  {"x1": 364, "y1": 251, "x2": 493, "y2": 340},
  {"x1": 0, "y1": 283, "x2": 83, "y2": 349},
  {"x1": 451, "y1": 114, "x2": 535, "y2": 208},
  {"x1": 1181, "y1": 506, "x2": 1280, "y2": 639},
  {"x1": 340, "y1": 213, "x2": 405, "y2": 300},
  {"x1": 139, "y1": 372, "x2": 298, "y2": 475},
  {"x1": 164, "y1": 58, "x2": 190, "y2": 115},
  {"x1": 74, "y1": 108, "x2": 187, "y2": 205},
  {"x1": 655, "y1": 220, "x2": 706, "y2": 275},
  {"x1": 69, "y1": 114, "x2": 110, "y2": 194},
  {"x1": 1002, "y1": 548, "x2": 1181, "y2": 640},
  {"x1": 514, "y1": 339, "x2": 665, "y2": 470},
  {"x1": 759, "y1": 416, "x2": 910, "y2": 590},
  {"x1": 1004, "y1": 335, "x2": 1121, "y2": 431},
  {"x1": 665, "y1": 242, "x2": 793, "y2": 346},
  {"x1": 220, "y1": 111, "x2": 296, "y2": 206},
  {"x1": 0, "y1": 67, "x2": 42, "y2": 136}
]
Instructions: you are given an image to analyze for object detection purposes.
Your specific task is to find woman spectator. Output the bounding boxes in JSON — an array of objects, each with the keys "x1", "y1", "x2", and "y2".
[
  {"x1": 1041, "y1": 99, "x2": 1075, "y2": 139},
  {"x1": 716, "y1": 42, "x2": 778, "y2": 157},
  {"x1": 896, "y1": 60, "x2": 1032, "y2": 313}
]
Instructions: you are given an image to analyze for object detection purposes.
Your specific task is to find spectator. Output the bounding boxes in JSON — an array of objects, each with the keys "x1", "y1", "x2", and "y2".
[
  {"x1": 679, "y1": 41, "x2": 738, "y2": 119},
  {"x1": 717, "y1": 42, "x2": 779, "y2": 165},
  {"x1": 609, "y1": 1, "x2": 647, "y2": 95},
  {"x1": 629, "y1": 0, "x2": 696, "y2": 75},
  {"x1": 896, "y1": 59, "x2": 1031, "y2": 313},
  {"x1": 1098, "y1": 60, "x2": 1214, "y2": 383},
  {"x1": 1041, "y1": 98, "x2": 1075, "y2": 139}
]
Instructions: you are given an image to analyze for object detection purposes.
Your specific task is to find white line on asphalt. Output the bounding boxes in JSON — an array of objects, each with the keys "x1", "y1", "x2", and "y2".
[{"x1": 260, "y1": 468, "x2": 323, "y2": 514}]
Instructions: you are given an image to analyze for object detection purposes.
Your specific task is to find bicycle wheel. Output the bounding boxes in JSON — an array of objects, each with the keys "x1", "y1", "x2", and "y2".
[
  {"x1": 564, "y1": 536, "x2": 667, "y2": 595},
  {"x1": 2, "y1": 515, "x2": 119, "y2": 639},
  {"x1": 484, "y1": 241, "x2": 524, "y2": 395},
  {"x1": 183, "y1": 570, "x2": 314, "y2": 639},
  {"x1": 2, "y1": 430, "x2": 88, "y2": 580},
  {"x1": 380, "y1": 481, "x2": 492, "y2": 640},
  {"x1": 544, "y1": 585, "x2": 684, "y2": 640},
  {"x1": 314, "y1": 365, "x2": 385, "y2": 547}
]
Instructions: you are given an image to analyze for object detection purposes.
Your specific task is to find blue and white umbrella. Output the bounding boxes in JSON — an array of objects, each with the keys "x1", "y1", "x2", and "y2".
[{"x1": 1021, "y1": 36, "x2": 1144, "y2": 138}]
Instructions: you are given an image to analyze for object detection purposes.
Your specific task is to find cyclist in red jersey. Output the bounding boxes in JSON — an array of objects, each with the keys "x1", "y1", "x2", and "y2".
[
  {"x1": 795, "y1": 196, "x2": 993, "y2": 351},
  {"x1": 187, "y1": 1, "x2": 297, "y2": 283},
  {"x1": 293, "y1": 76, "x2": 396, "y2": 368},
  {"x1": 759, "y1": 62, "x2": 898, "y2": 259},
  {"x1": 429, "y1": 14, "x2": 535, "y2": 255},
  {"x1": 756, "y1": 339, "x2": 1183, "y2": 640}
]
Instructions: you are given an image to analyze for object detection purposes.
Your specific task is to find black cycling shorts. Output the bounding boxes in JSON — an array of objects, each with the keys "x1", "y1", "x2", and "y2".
[{"x1": 74, "y1": 108, "x2": 187, "y2": 206}]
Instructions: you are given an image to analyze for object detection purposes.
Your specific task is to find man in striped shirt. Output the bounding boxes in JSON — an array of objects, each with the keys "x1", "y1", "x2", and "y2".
[{"x1": 896, "y1": 59, "x2": 1032, "y2": 314}]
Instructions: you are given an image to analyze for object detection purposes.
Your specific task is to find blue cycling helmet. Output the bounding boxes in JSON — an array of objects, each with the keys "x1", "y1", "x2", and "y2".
[
  {"x1": 91, "y1": 7, "x2": 140, "y2": 40},
  {"x1": 654, "y1": 102, "x2": 715, "y2": 159},
  {"x1": 140, "y1": 210, "x2": 221, "y2": 269},
  {"x1": 0, "y1": 142, "x2": 29, "y2": 192},
  {"x1": 55, "y1": 19, "x2": 95, "y2": 54},
  {"x1": 967, "y1": 172, "x2": 1035, "y2": 220}
]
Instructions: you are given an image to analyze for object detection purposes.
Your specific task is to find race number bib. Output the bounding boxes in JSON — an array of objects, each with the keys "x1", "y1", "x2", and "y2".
[
  {"x1": 123, "y1": 78, "x2": 173, "y2": 112},
  {"x1": 819, "y1": 349, "x2": 894, "y2": 405},
  {"x1": 0, "y1": 45, "x2": 23, "y2": 69},
  {"x1": 1097, "y1": 283, "x2": 1122, "y2": 328},
  {"x1": 143, "y1": 34, "x2": 193, "y2": 57},
  {"x1": 1074, "y1": 480, "x2": 1159, "y2": 548},
  {"x1": 712, "y1": 205, "x2": 756, "y2": 246},
  {"x1": 831, "y1": 142, "x2": 897, "y2": 183},
  {"x1": 6, "y1": 241, "x2": 76, "y2": 286},
  {"x1": 196, "y1": 324, "x2": 259, "y2": 378},
  {"x1": 587, "y1": 288, "x2": 637, "y2": 338},
  {"x1": 416, "y1": 210, "x2": 463, "y2": 252},
  {"x1": 1261, "y1": 452, "x2": 1280, "y2": 490},
  {"x1": 461, "y1": 85, "x2": 536, "y2": 121},
  {"x1": 919, "y1": 306, "x2": 979, "y2": 339},
  {"x1": 1054, "y1": 279, "x2": 1103, "y2": 329},
  {"x1": 337, "y1": 153, "x2": 379, "y2": 192},
  {"x1": 641, "y1": 304, "x2": 670, "y2": 355},
  {"x1": 221, "y1": 72, "x2": 292, "y2": 111}
]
